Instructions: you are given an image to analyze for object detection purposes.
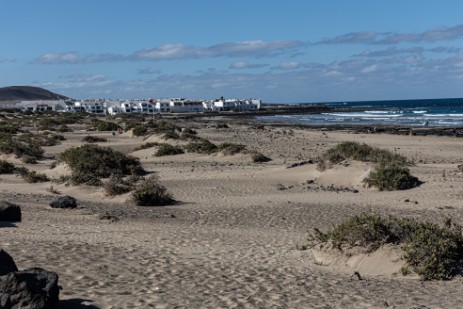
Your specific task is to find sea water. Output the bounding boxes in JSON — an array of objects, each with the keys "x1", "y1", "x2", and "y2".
[{"x1": 257, "y1": 98, "x2": 463, "y2": 127}]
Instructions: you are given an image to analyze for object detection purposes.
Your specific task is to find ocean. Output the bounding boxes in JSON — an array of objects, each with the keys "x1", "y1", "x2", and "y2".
[{"x1": 257, "y1": 98, "x2": 463, "y2": 127}]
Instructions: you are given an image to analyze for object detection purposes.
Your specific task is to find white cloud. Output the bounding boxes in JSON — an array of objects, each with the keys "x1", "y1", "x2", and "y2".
[
  {"x1": 229, "y1": 60, "x2": 268, "y2": 69},
  {"x1": 361, "y1": 64, "x2": 379, "y2": 73},
  {"x1": 275, "y1": 61, "x2": 300, "y2": 70},
  {"x1": 320, "y1": 24, "x2": 463, "y2": 45}
]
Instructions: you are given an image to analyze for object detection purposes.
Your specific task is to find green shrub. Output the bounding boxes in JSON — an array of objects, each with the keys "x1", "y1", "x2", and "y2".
[
  {"x1": 92, "y1": 119, "x2": 120, "y2": 131},
  {"x1": 60, "y1": 144, "x2": 144, "y2": 186},
  {"x1": 58, "y1": 124, "x2": 72, "y2": 132},
  {"x1": 104, "y1": 174, "x2": 138, "y2": 196},
  {"x1": 0, "y1": 135, "x2": 44, "y2": 159},
  {"x1": 132, "y1": 125, "x2": 148, "y2": 136},
  {"x1": 134, "y1": 142, "x2": 160, "y2": 151},
  {"x1": 218, "y1": 143, "x2": 246, "y2": 155},
  {"x1": 37, "y1": 117, "x2": 59, "y2": 130},
  {"x1": 152, "y1": 120, "x2": 179, "y2": 134},
  {"x1": 364, "y1": 165, "x2": 420, "y2": 190},
  {"x1": 154, "y1": 144, "x2": 184, "y2": 157},
  {"x1": 308, "y1": 213, "x2": 463, "y2": 280},
  {"x1": 82, "y1": 135, "x2": 108, "y2": 143},
  {"x1": 185, "y1": 139, "x2": 218, "y2": 154},
  {"x1": 15, "y1": 167, "x2": 49, "y2": 183},
  {"x1": 0, "y1": 124, "x2": 20, "y2": 134},
  {"x1": 318, "y1": 141, "x2": 408, "y2": 170},
  {"x1": 163, "y1": 131, "x2": 180, "y2": 140},
  {"x1": 131, "y1": 176, "x2": 174, "y2": 206},
  {"x1": 0, "y1": 160, "x2": 16, "y2": 174},
  {"x1": 317, "y1": 141, "x2": 419, "y2": 190}
]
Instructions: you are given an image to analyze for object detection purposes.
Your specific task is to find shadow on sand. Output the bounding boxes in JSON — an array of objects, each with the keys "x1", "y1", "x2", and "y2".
[{"x1": 59, "y1": 298, "x2": 100, "y2": 309}]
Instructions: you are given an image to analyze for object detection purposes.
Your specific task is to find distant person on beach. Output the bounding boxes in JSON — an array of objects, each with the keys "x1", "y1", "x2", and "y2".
[{"x1": 409, "y1": 128, "x2": 414, "y2": 137}]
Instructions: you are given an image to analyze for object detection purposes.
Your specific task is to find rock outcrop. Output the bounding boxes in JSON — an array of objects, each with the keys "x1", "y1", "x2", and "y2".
[{"x1": 0, "y1": 201, "x2": 21, "y2": 222}]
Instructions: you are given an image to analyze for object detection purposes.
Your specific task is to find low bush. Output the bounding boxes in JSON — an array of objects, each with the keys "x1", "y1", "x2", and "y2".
[
  {"x1": 185, "y1": 139, "x2": 218, "y2": 154},
  {"x1": 0, "y1": 134, "x2": 44, "y2": 159},
  {"x1": 82, "y1": 135, "x2": 108, "y2": 143},
  {"x1": 318, "y1": 141, "x2": 408, "y2": 171},
  {"x1": 132, "y1": 125, "x2": 148, "y2": 137},
  {"x1": 60, "y1": 144, "x2": 144, "y2": 186},
  {"x1": 218, "y1": 143, "x2": 246, "y2": 155},
  {"x1": 318, "y1": 141, "x2": 419, "y2": 190},
  {"x1": 131, "y1": 175, "x2": 174, "y2": 206},
  {"x1": 154, "y1": 144, "x2": 184, "y2": 157},
  {"x1": 308, "y1": 213, "x2": 463, "y2": 280},
  {"x1": 104, "y1": 174, "x2": 138, "y2": 196},
  {"x1": 163, "y1": 131, "x2": 180, "y2": 140},
  {"x1": 92, "y1": 119, "x2": 120, "y2": 131},
  {"x1": 364, "y1": 165, "x2": 420, "y2": 191},
  {"x1": 134, "y1": 142, "x2": 160, "y2": 151},
  {"x1": 15, "y1": 167, "x2": 49, "y2": 183},
  {"x1": 0, "y1": 160, "x2": 16, "y2": 174}
]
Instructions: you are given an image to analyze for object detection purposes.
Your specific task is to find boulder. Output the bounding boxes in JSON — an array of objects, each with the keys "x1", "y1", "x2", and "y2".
[
  {"x1": 0, "y1": 268, "x2": 59, "y2": 309},
  {"x1": 0, "y1": 202, "x2": 21, "y2": 222},
  {"x1": 0, "y1": 250, "x2": 18, "y2": 276},
  {"x1": 49, "y1": 196, "x2": 77, "y2": 209}
]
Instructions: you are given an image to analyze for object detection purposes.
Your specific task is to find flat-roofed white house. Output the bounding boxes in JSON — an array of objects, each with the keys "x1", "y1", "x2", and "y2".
[
  {"x1": 211, "y1": 98, "x2": 261, "y2": 111},
  {"x1": 76, "y1": 100, "x2": 105, "y2": 114},
  {"x1": 155, "y1": 99, "x2": 170, "y2": 113},
  {"x1": 17, "y1": 100, "x2": 67, "y2": 112},
  {"x1": 168, "y1": 98, "x2": 204, "y2": 113}
]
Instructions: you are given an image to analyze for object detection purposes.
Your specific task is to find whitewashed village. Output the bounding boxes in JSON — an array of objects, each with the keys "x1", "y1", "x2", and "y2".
[{"x1": 12, "y1": 97, "x2": 262, "y2": 114}]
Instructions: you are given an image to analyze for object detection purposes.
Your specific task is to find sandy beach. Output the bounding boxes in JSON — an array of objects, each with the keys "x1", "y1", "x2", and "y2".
[{"x1": 2, "y1": 117, "x2": 463, "y2": 308}]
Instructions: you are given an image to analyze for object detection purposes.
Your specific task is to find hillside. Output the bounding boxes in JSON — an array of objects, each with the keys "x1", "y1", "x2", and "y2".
[{"x1": 0, "y1": 86, "x2": 69, "y2": 101}]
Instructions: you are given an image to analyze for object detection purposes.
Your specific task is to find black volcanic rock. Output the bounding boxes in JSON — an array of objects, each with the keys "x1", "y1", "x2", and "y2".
[
  {"x1": 0, "y1": 250, "x2": 18, "y2": 276},
  {"x1": 0, "y1": 201, "x2": 21, "y2": 222},
  {"x1": 0, "y1": 86, "x2": 68, "y2": 101},
  {"x1": 0, "y1": 268, "x2": 60, "y2": 309},
  {"x1": 49, "y1": 196, "x2": 77, "y2": 209}
]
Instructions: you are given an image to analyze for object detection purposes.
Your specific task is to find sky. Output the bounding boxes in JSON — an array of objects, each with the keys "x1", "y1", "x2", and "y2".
[{"x1": 2, "y1": 1, "x2": 463, "y2": 103}]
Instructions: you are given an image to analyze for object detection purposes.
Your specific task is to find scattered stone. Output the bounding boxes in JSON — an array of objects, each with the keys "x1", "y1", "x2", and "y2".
[
  {"x1": 49, "y1": 196, "x2": 77, "y2": 209},
  {"x1": 286, "y1": 160, "x2": 314, "y2": 169},
  {"x1": 0, "y1": 268, "x2": 59, "y2": 309},
  {"x1": 0, "y1": 250, "x2": 18, "y2": 276},
  {"x1": 0, "y1": 201, "x2": 21, "y2": 222}
]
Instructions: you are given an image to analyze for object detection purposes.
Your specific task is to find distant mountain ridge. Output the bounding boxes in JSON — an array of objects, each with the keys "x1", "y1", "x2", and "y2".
[{"x1": 0, "y1": 86, "x2": 69, "y2": 101}]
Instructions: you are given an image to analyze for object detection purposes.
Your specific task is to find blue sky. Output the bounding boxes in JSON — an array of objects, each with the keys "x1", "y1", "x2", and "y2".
[{"x1": 2, "y1": 0, "x2": 463, "y2": 103}]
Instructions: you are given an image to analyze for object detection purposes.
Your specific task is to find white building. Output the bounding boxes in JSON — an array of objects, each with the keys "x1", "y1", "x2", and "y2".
[
  {"x1": 168, "y1": 98, "x2": 204, "y2": 113},
  {"x1": 17, "y1": 100, "x2": 67, "y2": 112},
  {"x1": 155, "y1": 99, "x2": 170, "y2": 113},
  {"x1": 211, "y1": 98, "x2": 261, "y2": 112}
]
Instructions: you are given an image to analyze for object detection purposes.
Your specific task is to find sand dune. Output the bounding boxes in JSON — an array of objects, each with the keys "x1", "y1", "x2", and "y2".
[{"x1": 1, "y1": 121, "x2": 463, "y2": 308}]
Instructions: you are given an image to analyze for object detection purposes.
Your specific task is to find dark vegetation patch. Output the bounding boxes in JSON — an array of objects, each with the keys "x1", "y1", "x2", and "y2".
[
  {"x1": 132, "y1": 125, "x2": 148, "y2": 136},
  {"x1": 91, "y1": 119, "x2": 121, "y2": 132},
  {"x1": 82, "y1": 135, "x2": 108, "y2": 143},
  {"x1": 307, "y1": 213, "x2": 463, "y2": 280},
  {"x1": 15, "y1": 167, "x2": 49, "y2": 183},
  {"x1": 185, "y1": 139, "x2": 218, "y2": 154},
  {"x1": 0, "y1": 160, "x2": 16, "y2": 174},
  {"x1": 133, "y1": 142, "x2": 160, "y2": 151},
  {"x1": 318, "y1": 141, "x2": 419, "y2": 191},
  {"x1": 318, "y1": 141, "x2": 408, "y2": 170},
  {"x1": 0, "y1": 134, "x2": 44, "y2": 159},
  {"x1": 60, "y1": 144, "x2": 144, "y2": 186},
  {"x1": 364, "y1": 165, "x2": 420, "y2": 191},
  {"x1": 104, "y1": 174, "x2": 140, "y2": 196},
  {"x1": 131, "y1": 175, "x2": 174, "y2": 206},
  {"x1": 154, "y1": 144, "x2": 184, "y2": 157}
]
